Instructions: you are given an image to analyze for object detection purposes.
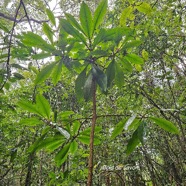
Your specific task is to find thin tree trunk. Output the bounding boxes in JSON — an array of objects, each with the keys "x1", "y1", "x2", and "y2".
[
  {"x1": 87, "y1": 80, "x2": 97, "y2": 186},
  {"x1": 25, "y1": 153, "x2": 34, "y2": 186}
]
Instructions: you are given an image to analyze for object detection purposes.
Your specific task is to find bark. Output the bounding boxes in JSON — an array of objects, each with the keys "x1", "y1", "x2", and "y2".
[{"x1": 87, "y1": 80, "x2": 97, "y2": 186}]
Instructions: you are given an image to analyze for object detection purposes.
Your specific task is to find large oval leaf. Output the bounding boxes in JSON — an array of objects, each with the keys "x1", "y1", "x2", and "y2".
[
  {"x1": 92, "y1": 66, "x2": 107, "y2": 93},
  {"x1": 80, "y1": 2, "x2": 93, "y2": 38},
  {"x1": 35, "y1": 62, "x2": 56, "y2": 84},
  {"x1": 36, "y1": 95, "x2": 51, "y2": 119},
  {"x1": 150, "y1": 117, "x2": 179, "y2": 134},
  {"x1": 92, "y1": 0, "x2": 108, "y2": 35},
  {"x1": 55, "y1": 143, "x2": 71, "y2": 167},
  {"x1": 124, "y1": 54, "x2": 144, "y2": 64}
]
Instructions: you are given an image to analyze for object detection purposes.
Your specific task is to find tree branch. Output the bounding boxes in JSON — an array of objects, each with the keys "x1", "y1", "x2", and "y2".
[{"x1": 0, "y1": 12, "x2": 48, "y2": 24}]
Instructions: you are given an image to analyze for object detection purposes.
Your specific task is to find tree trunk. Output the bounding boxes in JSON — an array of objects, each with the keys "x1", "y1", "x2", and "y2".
[{"x1": 87, "y1": 80, "x2": 97, "y2": 186}]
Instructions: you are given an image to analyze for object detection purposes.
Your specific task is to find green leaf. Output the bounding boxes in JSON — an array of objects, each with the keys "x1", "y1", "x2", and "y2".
[
  {"x1": 150, "y1": 117, "x2": 179, "y2": 134},
  {"x1": 92, "y1": 0, "x2": 107, "y2": 34},
  {"x1": 11, "y1": 64, "x2": 28, "y2": 70},
  {"x1": 126, "y1": 130, "x2": 140, "y2": 155},
  {"x1": 78, "y1": 135, "x2": 100, "y2": 145},
  {"x1": 18, "y1": 100, "x2": 41, "y2": 116},
  {"x1": 137, "y1": 121, "x2": 146, "y2": 144},
  {"x1": 106, "y1": 60, "x2": 115, "y2": 88},
  {"x1": 124, "y1": 54, "x2": 144, "y2": 64},
  {"x1": 121, "y1": 58, "x2": 133, "y2": 73},
  {"x1": 123, "y1": 40, "x2": 142, "y2": 49},
  {"x1": 36, "y1": 95, "x2": 51, "y2": 119},
  {"x1": 34, "y1": 137, "x2": 64, "y2": 152},
  {"x1": 72, "y1": 121, "x2": 80, "y2": 135},
  {"x1": 42, "y1": 23, "x2": 53, "y2": 43},
  {"x1": 55, "y1": 143, "x2": 71, "y2": 167},
  {"x1": 84, "y1": 72, "x2": 93, "y2": 102},
  {"x1": 46, "y1": 8, "x2": 56, "y2": 26},
  {"x1": 65, "y1": 13, "x2": 84, "y2": 34},
  {"x1": 80, "y1": 2, "x2": 93, "y2": 38},
  {"x1": 19, "y1": 118, "x2": 43, "y2": 126},
  {"x1": 142, "y1": 49, "x2": 149, "y2": 60},
  {"x1": 92, "y1": 66, "x2": 107, "y2": 93},
  {"x1": 59, "y1": 111, "x2": 74, "y2": 121},
  {"x1": 111, "y1": 118, "x2": 128, "y2": 139},
  {"x1": 136, "y1": 2, "x2": 152, "y2": 15},
  {"x1": 75, "y1": 66, "x2": 87, "y2": 100},
  {"x1": 80, "y1": 126, "x2": 102, "y2": 136},
  {"x1": 52, "y1": 60, "x2": 63, "y2": 85},
  {"x1": 60, "y1": 19, "x2": 87, "y2": 45},
  {"x1": 32, "y1": 52, "x2": 51, "y2": 60},
  {"x1": 115, "y1": 62, "x2": 124, "y2": 88},
  {"x1": 22, "y1": 32, "x2": 55, "y2": 52},
  {"x1": 120, "y1": 6, "x2": 133, "y2": 26},
  {"x1": 70, "y1": 141, "x2": 78, "y2": 154},
  {"x1": 46, "y1": 140, "x2": 64, "y2": 152},
  {"x1": 35, "y1": 62, "x2": 56, "y2": 84},
  {"x1": 13, "y1": 72, "x2": 25, "y2": 80},
  {"x1": 28, "y1": 128, "x2": 49, "y2": 153}
]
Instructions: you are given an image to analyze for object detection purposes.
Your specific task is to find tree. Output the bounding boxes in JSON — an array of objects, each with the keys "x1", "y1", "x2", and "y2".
[{"x1": 0, "y1": 0, "x2": 185, "y2": 185}]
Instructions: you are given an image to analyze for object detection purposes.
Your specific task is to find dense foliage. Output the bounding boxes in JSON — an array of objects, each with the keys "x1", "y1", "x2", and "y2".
[{"x1": 0, "y1": 0, "x2": 185, "y2": 185}]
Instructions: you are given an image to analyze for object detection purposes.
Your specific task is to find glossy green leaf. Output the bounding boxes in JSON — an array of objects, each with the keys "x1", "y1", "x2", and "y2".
[
  {"x1": 111, "y1": 118, "x2": 128, "y2": 139},
  {"x1": 55, "y1": 143, "x2": 71, "y2": 167},
  {"x1": 84, "y1": 72, "x2": 93, "y2": 102},
  {"x1": 60, "y1": 19, "x2": 87, "y2": 45},
  {"x1": 42, "y1": 23, "x2": 53, "y2": 43},
  {"x1": 124, "y1": 54, "x2": 144, "y2": 64},
  {"x1": 19, "y1": 118, "x2": 43, "y2": 126},
  {"x1": 35, "y1": 62, "x2": 56, "y2": 84},
  {"x1": 80, "y1": 2, "x2": 93, "y2": 38},
  {"x1": 92, "y1": 0, "x2": 107, "y2": 34},
  {"x1": 126, "y1": 130, "x2": 140, "y2": 155},
  {"x1": 75, "y1": 66, "x2": 87, "y2": 100},
  {"x1": 46, "y1": 8, "x2": 56, "y2": 26},
  {"x1": 150, "y1": 117, "x2": 179, "y2": 134},
  {"x1": 92, "y1": 66, "x2": 107, "y2": 93},
  {"x1": 106, "y1": 60, "x2": 115, "y2": 88},
  {"x1": 36, "y1": 95, "x2": 51, "y2": 119},
  {"x1": 52, "y1": 60, "x2": 63, "y2": 85}
]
